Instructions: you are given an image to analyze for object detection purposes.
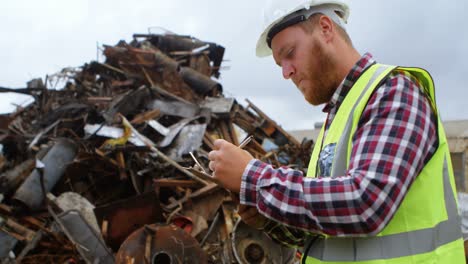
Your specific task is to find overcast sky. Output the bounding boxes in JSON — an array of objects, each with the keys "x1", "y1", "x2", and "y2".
[{"x1": 1, "y1": 0, "x2": 467, "y2": 130}]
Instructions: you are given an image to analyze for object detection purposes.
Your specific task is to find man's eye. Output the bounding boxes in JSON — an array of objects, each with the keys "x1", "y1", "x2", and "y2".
[{"x1": 286, "y1": 48, "x2": 294, "y2": 58}]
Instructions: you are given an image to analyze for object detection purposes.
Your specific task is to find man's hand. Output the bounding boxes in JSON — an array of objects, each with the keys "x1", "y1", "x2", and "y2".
[
  {"x1": 238, "y1": 204, "x2": 267, "y2": 230},
  {"x1": 208, "y1": 139, "x2": 253, "y2": 193}
]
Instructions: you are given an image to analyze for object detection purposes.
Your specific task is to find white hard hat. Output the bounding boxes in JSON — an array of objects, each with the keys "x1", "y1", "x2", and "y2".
[{"x1": 256, "y1": 0, "x2": 350, "y2": 57}]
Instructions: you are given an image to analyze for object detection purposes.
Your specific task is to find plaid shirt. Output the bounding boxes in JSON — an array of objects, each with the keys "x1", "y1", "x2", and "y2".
[{"x1": 240, "y1": 53, "x2": 438, "y2": 248}]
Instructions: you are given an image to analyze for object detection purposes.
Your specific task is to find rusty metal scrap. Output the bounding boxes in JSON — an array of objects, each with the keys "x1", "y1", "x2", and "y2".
[
  {"x1": 116, "y1": 224, "x2": 207, "y2": 264},
  {"x1": 232, "y1": 220, "x2": 296, "y2": 264},
  {"x1": 94, "y1": 192, "x2": 163, "y2": 251},
  {"x1": 0, "y1": 32, "x2": 311, "y2": 263}
]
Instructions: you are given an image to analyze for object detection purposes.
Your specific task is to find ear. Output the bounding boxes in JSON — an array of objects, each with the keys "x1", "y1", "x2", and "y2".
[{"x1": 317, "y1": 15, "x2": 334, "y2": 43}]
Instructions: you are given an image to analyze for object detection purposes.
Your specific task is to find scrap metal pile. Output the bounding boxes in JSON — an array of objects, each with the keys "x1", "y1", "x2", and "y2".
[{"x1": 0, "y1": 32, "x2": 313, "y2": 263}]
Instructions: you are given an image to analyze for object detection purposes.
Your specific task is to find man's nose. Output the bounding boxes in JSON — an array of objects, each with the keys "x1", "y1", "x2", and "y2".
[{"x1": 282, "y1": 61, "x2": 295, "y2": 79}]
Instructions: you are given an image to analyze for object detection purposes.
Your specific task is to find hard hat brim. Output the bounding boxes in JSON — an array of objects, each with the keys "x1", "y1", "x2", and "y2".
[
  {"x1": 256, "y1": 31, "x2": 273, "y2": 57},
  {"x1": 256, "y1": 1, "x2": 349, "y2": 58}
]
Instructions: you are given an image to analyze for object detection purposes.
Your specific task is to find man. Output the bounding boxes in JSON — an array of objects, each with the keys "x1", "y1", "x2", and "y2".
[{"x1": 208, "y1": 0, "x2": 465, "y2": 263}]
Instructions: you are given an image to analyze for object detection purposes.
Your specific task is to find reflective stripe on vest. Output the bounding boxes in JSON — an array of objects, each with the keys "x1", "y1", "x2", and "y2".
[
  {"x1": 330, "y1": 64, "x2": 394, "y2": 177},
  {"x1": 307, "y1": 157, "x2": 461, "y2": 261}
]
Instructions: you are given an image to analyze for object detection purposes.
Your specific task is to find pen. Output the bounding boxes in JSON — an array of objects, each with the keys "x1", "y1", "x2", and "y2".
[{"x1": 238, "y1": 135, "x2": 253, "y2": 149}]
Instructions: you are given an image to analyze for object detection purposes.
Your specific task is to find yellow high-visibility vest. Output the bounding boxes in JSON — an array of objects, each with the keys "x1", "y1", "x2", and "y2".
[{"x1": 304, "y1": 63, "x2": 465, "y2": 263}]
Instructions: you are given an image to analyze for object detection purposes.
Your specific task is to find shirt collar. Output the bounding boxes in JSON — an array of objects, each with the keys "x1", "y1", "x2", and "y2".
[{"x1": 322, "y1": 52, "x2": 376, "y2": 113}]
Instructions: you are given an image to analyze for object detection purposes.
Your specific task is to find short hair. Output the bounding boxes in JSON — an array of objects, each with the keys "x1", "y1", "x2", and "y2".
[{"x1": 298, "y1": 13, "x2": 353, "y2": 46}]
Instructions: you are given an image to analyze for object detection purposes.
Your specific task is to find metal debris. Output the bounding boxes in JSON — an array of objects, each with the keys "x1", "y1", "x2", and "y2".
[
  {"x1": 232, "y1": 220, "x2": 296, "y2": 264},
  {"x1": 49, "y1": 209, "x2": 115, "y2": 264},
  {"x1": 116, "y1": 224, "x2": 207, "y2": 264},
  {"x1": 0, "y1": 31, "x2": 312, "y2": 263},
  {"x1": 12, "y1": 139, "x2": 78, "y2": 211},
  {"x1": 94, "y1": 192, "x2": 163, "y2": 251},
  {"x1": 0, "y1": 229, "x2": 17, "y2": 259}
]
